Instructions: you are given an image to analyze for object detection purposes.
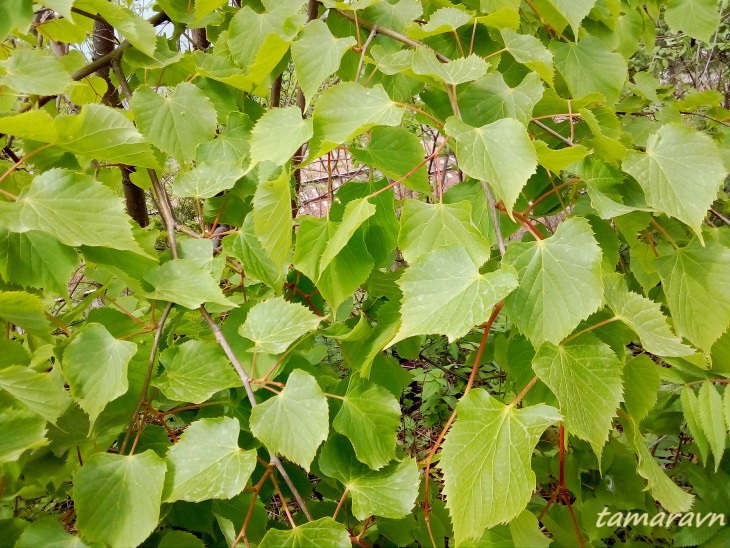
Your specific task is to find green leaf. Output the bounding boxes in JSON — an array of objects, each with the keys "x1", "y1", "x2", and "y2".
[
  {"x1": 253, "y1": 169, "x2": 292, "y2": 271},
  {"x1": 412, "y1": 49, "x2": 488, "y2": 86},
  {"x1": 165, "y1": 417, "x2": 257, "y2": 502},
  {"x1": 291, "y1": 20, "x2": 356, "y2": 107},
  {"x1": 533, "y1": 333, "x2": 623, "y2": 458},
  {"x1": 622, "y1": 416, "x2": 694, "y2": 513},
  {"x1": 655, "y1": 237, "x2": 730, "y2": 353},
  {"x1": 74, "y1": 451, "x2": 166, "y2": 547},
  {"x1": 392, "y1": 247, "x2": 518, "y2": 344},
  {"x1": 159, "y1": 531, "x2": 204, "y2": 548},
  {"x1": 293, "y1": 216, "x2": 375, "y2": 309},
  {"x1": 440, "y1": 390, "x2": 561, "y2": 544},
  {"x1": 0, "y1": 291, "x2": 51, "y2": 335},
  {"x1": 543, "y1": 0, "x2": 597, "y2": 33},
  {"x1": 698, "y1": 381, "x2": 726, "y2": 471},
  {"x1": 249, "y1": 107, "x2": 313, "y2": 167},
  {"x1": 350, "y1": 127, "x2": 432, "y2": 194},
  {"x1": 195, "y1": 0, "x2": 227, "y2": 23},
  {"x1": 363, "y1": 0, "x2": 423, "y2": 32},
  {"x1": 0, "y1": 48, "x2": 71, "y2": 95},
  {"x1": 227, "y1": 216, "x2": 284, "y2": 290},
  {"x1": 319, "y1": 435, "x2": 419, "y2": 520},
  {"x1": 0, "y1": 408, "x2": 47, "y2": 464},
  {"x1": 333, "y1": 379, "x2": 401, "y2": 470},
  {"x1": 62, "y1": 323, "x2": 137, "y2": 427},
  {"x1": 407, "y1": 7, "x2": 472, "y2": 38},
  {"x1": 55, "y1": 104, "x2": 160, "y2": 168},
  {"x1": 551, "y1": 36, "x2": 627, "y2": 104},
  {"x1": 75, "y1": 0, "x2": 157, "y2": 55},
  {"x1": 445, "y1": 116, "x2": 537, "y2": 216},
  {"x1": 319, "y1": 198, "x2": 376, "y2": 272},
  {"x1": 0, "y1": 365, "x2": 70, "y2": 423},
  {"x1": 227, "y1": 4, "x2": 303, "y2": 71},
  {"x1": 0, "y1": 0, "x2": 33, "y2": 42},
  {"x1": 533, "y1": 141, "x2": 590, "y2": 172},
  {"x1": 239, "y1": 297, "x2": 321, "y2": 354},
  {"x1": 308, "y1": 83, "x2": 404, "y2": 160},
  {"x1": 665, "y1": 0, "x2": 721, "y2": 43},
  {"x1": 131, "y1": 83, "x2": 218, "y2": 165},
  {"x1": 0, "y1": 169, "x2": 144, "y2": 254},
  {"x1": 500, "y1": 29, "x2": 554, "y2": 83},
  {"x1": 681, "y1": 385, "x2": 710, "y2": 465},
  {"x1": 623, "y1": 354, "x2": 660, "y2": 423},
  {"x1": 144, "y1": 259, "x2": 235, "y2": 310},
  {"x1": 622, "y1": 124, "x2": 727, "y2": 237},
  {"x1": 0, "y1": 110, "x2": 59, "y2": 142},
  {"x1": 15, "y1": 517, "x2": 89, "y2": 548},
  {"x1": 503, "y1": 217, "x2": 603, "y2": 346},
  {"x1": 0, "y1": 229, "x2": 79, "y2": 295},
  {"x1": 153, "y1": 340, "x2": 240, "y2": 403},
  {"x1": 173, "y1": 161, "x2": 245, "y2": 199},
  {"x1": 604, "y1": 273, "x2": 694, "y2": 357},
  {"x1": 398, "y1": 199, "x2": 491, "y2": 265},
  {"x1": 460, "y1": 72, "x2": 544, "y2": 127},
  {"x1": 250, "y1": 370, "x2": 329, "y2": 470},
  {"x1": 259, "y1": 517, "x2": 350, "y2": 548}
]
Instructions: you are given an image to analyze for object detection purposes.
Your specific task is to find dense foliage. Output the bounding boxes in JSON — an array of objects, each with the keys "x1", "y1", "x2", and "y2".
[{"x1": 1, "y1": 0, "x2": 729, "y2": 546}]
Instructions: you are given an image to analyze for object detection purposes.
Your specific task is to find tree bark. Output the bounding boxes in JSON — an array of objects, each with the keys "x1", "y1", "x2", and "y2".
[{"x1": 93, "y1": 18, "x2": 149, "y2": 227}]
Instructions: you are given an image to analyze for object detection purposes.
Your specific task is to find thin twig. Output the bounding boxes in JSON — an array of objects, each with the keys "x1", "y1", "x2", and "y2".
[
  {"x1": 120, "y1": 301, "x2": 174, "y2": 454},
  {"x1": 356, "y1": 27, "x2": 377, "y2": 82},
  {"x1": 482, "y1": 182, "x2": 505, "y2": 256},
  {"x1": 530, "y1": 119, "x2": 575, "y2": 147},
  {"x1": 337, "y1": 10, "x2": 450, "y2": 63}
]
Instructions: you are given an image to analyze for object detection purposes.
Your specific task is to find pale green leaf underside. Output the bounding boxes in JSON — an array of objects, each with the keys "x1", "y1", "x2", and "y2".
[
  {"x1": 253, "y1": 169, "x2": 292, "y2": 271},
  {"x1": 333, "y1": 380, "x2": 401, "y2": 470},
  {"x1": 0, "y1": 169, "x2": 144, "y2": 254},
  {"x1": 0, "y1": 48, "x2": 71, "y2": 95},
  {"x1": 291, "y1": 20, "x2": 356, "y2": 107},
  {"x1": 309, "y1": 83, "x2": 404, "y2": 160},
  {"x1": 604, "y1": 273, "x2": 694, "y2": 357},
  {"x1": 504, "y1": 217, "x2": 603, "y2": 346},
  {"x1": 259, "y1": 517, "x2": 350, "y2": 548},
  {"x1": 441, "y1": 390, "x2": 561, "y2": 544},
  {"x1": 533, "y1": 333, "x2": 623, "y2": 458},
  {"x1": 398, "y1": 199, "x2": 491, "y2": 265},
  {"x1": 173, "y1": 161, "x2": 244, "y2": 199},
  {"x1": 249, "y1": 107, "x2": 314, "y2": 167},
  {"x1": 131, "y1": 83, "x2": 218, "y2": 165},
  {"x1": 412, "y1": 49, "x2": 488, "y2": 86},
  {"x1": 501, "y1": 29, "x2": 554, "y2": 83},
  {"x1": 62, "y1": 323, "x2": 137, "y2": 427},
  {"x1": 56, "y1": 104, "x2": 160, "y2": 168},
  {"x1": 154, "y1": 339, "x2": 241, "y2": 404},
  {"x1": 239, "y1": 297, "x2": 321, "y2": 354},
  {"x1": 74, "y1": 451, "x2": 166, "y2": 547},
  {"x1": 165, "y1": 417, "x2": 257, "y2": 502},
  {"x1": 551, "y1": 36, "x2": 627, "y2": 104},
  {"x1": 665, "y1": 0, "x2": 721, "y2": 43},
  {"x1": 392, "y1": 246, "x2": 518, "y2": 344},
  {"x1": 143, "y1": 258, "x2": 235, "y2": 309},
  {"x1": 250, "y1": 369, "x2": 329, "y2": 470},
  {"x1": 622, "y1": 124, "x2": 727, "y2": 237},
  {"x1": 655, "y1": 236, "x2": 730, "y2": 353},
  {"x1": 445, "y1": 116, "x2": 537, "y2": 216},
  {"x1": 0, "y1": 408, "x2": 47, "y2": 464},
  {"x1": 0, "y1": 365, "x2": 70, "y2": 424}
]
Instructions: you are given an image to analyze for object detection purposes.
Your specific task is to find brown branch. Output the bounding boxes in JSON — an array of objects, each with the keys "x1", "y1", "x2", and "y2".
[{"x1": 337, "y1": 10, "x2": 450, "y2": 63}]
